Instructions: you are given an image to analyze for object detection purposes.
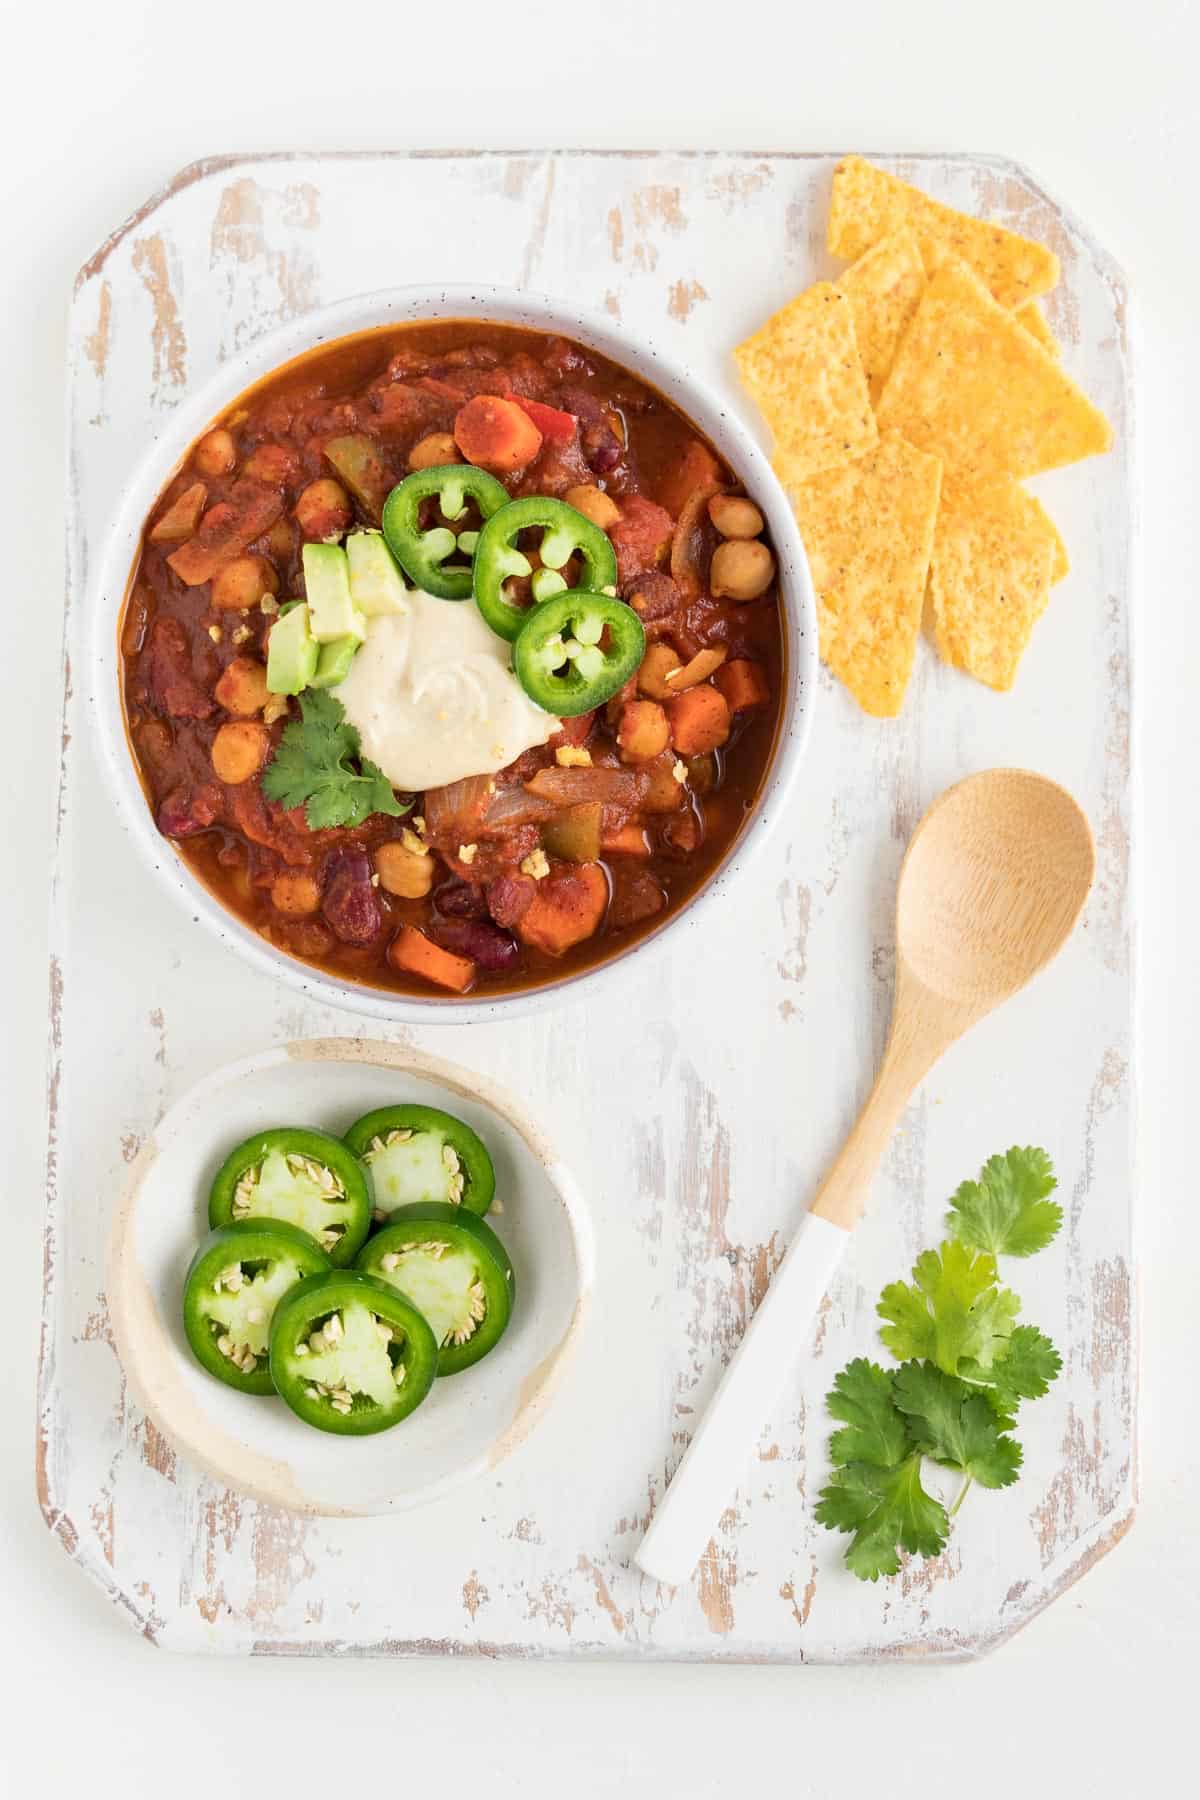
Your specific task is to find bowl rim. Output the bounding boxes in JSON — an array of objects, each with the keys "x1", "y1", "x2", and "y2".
[
  {"x1": 89, "y1": 281, "x2": 818, "y2": 1024},
  {"x1": 106, "y1": 1036, "x2": 596, "y2": 1515}
]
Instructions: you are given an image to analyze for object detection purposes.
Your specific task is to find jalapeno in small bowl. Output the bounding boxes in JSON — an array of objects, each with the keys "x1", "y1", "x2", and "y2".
[
  {"x1": 343, "y1": 1104, "x2": 495, "y2": 1219},
  {"x1": 208, "y1": 1127, "x2": 372, "y2": 1266},
  {"x1": 269, "y1": 1270, "x2": 439, "y2": 1435},
  {"x1": 357, "y1": 1202, "x2": 514, "y2": 1376},
  {"x1": 472, "y1": 495, "x2": 619, "y2": 641},
  {"x1": 183, "y1": 1219, "x2": 331, "y2": 1396}
]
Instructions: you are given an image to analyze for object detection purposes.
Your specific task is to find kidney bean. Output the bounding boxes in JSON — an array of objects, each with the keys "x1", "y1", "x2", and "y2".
[
  {"x1": 431, "y1": 918, "x2": 519, "y2": 972},
  {"x1": 321, "y1": 849, "x2": 383, "y2": 946},
  {"x1": 486, "y1": 873, "x2": 537, "y2": 928},
  {"x1": 157, "y1": 785, "x2": 220, "y2": 838},
  {"x1": 433, "y1": 879, "x2": 489, "y2": 919}
]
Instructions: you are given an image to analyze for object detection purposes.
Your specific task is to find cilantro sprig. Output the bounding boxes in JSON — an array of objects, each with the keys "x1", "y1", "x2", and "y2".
[
  {"x1": 816, "y1": 1146, "x2": 1062, "y2": 1582},
  {"x1": 262, "y1": 690, "x2": 410, "y2": 830}
]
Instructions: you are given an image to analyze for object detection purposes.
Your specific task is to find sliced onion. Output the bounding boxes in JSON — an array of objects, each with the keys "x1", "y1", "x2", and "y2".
[
  {"x1": 664, "y1": 645, "x2": 728, "y2": 691},
  {"x1": 525, "y1": 765, "x2": 647, "y2": 806},
  {"x1": 670, "y1": 482, "x2": 724, "y2": 601},
  {"x1": 422, "y1": 773, "x2": 492, "y2": 838}
]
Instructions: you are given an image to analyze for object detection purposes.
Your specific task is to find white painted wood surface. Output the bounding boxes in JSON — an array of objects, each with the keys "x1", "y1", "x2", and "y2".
[{"x1": 45, "y1": 151, "x2": 1134, "y2": 1660}]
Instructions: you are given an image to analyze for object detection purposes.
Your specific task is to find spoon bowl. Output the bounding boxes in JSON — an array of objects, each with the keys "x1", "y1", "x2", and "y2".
[{"x1": 897, "y1": 769, "x2": 1096, "y2": 1011}]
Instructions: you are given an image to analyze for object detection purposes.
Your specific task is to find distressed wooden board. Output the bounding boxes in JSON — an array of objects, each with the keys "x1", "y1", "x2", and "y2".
[{"x1": 43, "y1": 151, "x2": 1135, "y2": 1660}]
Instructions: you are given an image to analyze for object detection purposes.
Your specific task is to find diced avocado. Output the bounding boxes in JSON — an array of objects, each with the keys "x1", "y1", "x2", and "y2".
[
  {"x1": 309, "y1": 633, "x2": 362, "y2": 690},
  {"x1": 266, "y1": 602, "x2": 319, "y2": 695},
  {"x1": 347, "y1": 530, "x2": 409, "y2": 616},
  {"x1": 303, "y1": 543, "x2": 366, "y2": 645}
]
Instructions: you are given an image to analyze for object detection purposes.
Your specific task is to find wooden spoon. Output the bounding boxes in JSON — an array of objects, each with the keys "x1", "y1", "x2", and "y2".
[{"x1": 635, "y1": 769, "x2": 1095, "y2": 1588}]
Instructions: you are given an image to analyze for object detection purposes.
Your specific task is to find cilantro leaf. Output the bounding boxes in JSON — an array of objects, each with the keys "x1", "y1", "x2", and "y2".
[
  {"x1": 262, "y1": 690, "x2": 408, "y2": 830},
  {"x1": 826, "y1": 1359, "x2": 909, "y2": 1467},
  {"x1": 961, "y1": 1323, "x2": 1063, "y2": 1426},
  {"x1": 877, "y1": 1240, "x2": 1019, "y2": 1375},
  {"x1": 946, "y1": 1146, "x2": 1062, "y2": 1258},
  {"x1": 892, "y1": 1362, "x2": 1022, "y2": 1489},
  {"x1": 815, "y1": 1454, "x2": 949, "y2": 1581}
]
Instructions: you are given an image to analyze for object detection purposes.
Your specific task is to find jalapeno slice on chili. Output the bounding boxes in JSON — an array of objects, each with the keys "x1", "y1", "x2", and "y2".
[
  {"x1": 472, "y1": 496, "x2": 619, "y2": 641},
  {"x1": 342, "y1": 1104, "x2": 496, "y2": 1219},
  {"x1": 183, "y1": 1220, "x2": 331, "y2": 1396},
  {"x1": 269, "y1": 1270, "x2": 438, "y2": 1434},
  {"x1": 208, "y1": 1127, "x2": 371, "y2": 1266},
  {"x1": 381, "y1": 465, "x2": 510, "y2": 600},
  {"x1": 512, "y1": 589, "x2": 646, "y2": 716},
  {"x1": 356, "y1": 1203, "x2": 514, "y2": 1377}
]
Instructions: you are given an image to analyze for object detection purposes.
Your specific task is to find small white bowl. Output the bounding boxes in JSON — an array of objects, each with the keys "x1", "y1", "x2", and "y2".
[
  {"x1": 106, "y1": 1039, "x2": 593, "y2": 1515},
  {"x1": 89, "y1": 283, "x2": 818, "y2": 1023}
]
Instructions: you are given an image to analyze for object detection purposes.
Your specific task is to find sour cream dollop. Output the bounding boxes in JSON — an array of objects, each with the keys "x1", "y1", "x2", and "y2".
[{"x1": 335, "y1": 588, "x2": 561, "y2": 793}]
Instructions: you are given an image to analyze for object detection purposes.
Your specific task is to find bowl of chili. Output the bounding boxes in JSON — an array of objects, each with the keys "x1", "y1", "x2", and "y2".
[{"x1": 93, "y1": 284, "x2": 818, "y2": 1020}]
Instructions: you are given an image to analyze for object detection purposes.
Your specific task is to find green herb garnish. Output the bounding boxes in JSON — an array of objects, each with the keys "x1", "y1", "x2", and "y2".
[
  {"x1": 815, "y1": 1146, "x2": 1062, "y2": 1582},
  {"x1": 262, "y1": 689, "x2": 409, "y2": 830}
]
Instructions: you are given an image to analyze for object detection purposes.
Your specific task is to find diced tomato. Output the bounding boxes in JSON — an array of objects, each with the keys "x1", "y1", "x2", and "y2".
[
  {"x1": 513, "y1": 395, "x2": 577, "y2": 444},
  {"x1": 548, "y1": 710, "x2": 596, "y2": 750},
  {"x1": 608, "y1": 494, "x2": 675, "y2": 586},
  {"x1": 655, "y1": 438, "x2": 724, "y2": 518}
]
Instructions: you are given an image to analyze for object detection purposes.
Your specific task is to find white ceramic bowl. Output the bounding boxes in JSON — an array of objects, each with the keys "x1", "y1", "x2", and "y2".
[
  {"x1": 90, "y1": 284, "x2": 818, "y2": 1023},
  {"x1": 107, "y1": 1040, "x2": 593, "y2": 1514}
]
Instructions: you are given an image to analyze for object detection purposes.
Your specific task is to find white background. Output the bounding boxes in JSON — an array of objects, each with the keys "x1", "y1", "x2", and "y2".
[{"x1": 3, "y1": 1, "x2": 1196, "y2": 1791}]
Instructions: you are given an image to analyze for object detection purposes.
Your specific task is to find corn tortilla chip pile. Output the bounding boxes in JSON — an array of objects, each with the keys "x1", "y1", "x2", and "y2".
[{"x1": 733, "y1": 157, "x2": 1111, "y2": 711}]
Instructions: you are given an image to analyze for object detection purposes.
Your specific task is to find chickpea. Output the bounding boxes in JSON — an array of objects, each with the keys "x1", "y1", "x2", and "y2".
[
  {"x1": 193, "y1": 428, "x2": 237, "y2": 478},
  {"x1": 211, "y1": 721, "x2": 270, "y2": 785},
  {"x1": 242, "y1": 443, "x2": 300, "y2": 486},
  {"x1": 637, "y1": 641, "x2": 686, "y2": 700},
  {"x1": 617, "y1": 699, "x2": 671, "y2": 764},
  {"x1": 262, "y1": 516, "x2": 296, "y2": 565},
  {"x1": 408, "y1": 432, "x2": 462, "y2": 472},
  {"x1": 707, "y1": 493, "x2": 765, "y2": 540},
  {"x1": 271, "y1": 872, "x2": 322, "y2": 916},
  {"x1": 564, "y1": 484, "x2": 621, "y2": 531},
  {"x1": 374, "y1": 840, "x2": 434, "y2": 899},
  {"x1": 294, "y1": 477, "x2": 353, "y2": 542},
  {"x1": 710, "y1": 538, "x2": 776, "y2": 601},
  {"x1": 211, "y1": 553, "x2": 279, "y2": 611},
  {"x1": 214, "y1": 656, "x2": 269, "y2": 717}
]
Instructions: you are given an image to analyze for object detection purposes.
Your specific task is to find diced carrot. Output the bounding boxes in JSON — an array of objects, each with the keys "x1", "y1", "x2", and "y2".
[
  {"x1": 714, "y1": 658, "x2": 770, "y2": 713},
  {"x1": 655, "y1": 437, "x2": 724, "y2": 517},
  {"x1": 453, "y1": 395, "x2": 543, "y2": 473},
  {"x1": 601, "y1": 823, "x2": 651, "y2": 857},
  {"x1": 388, "y1": 924, "x2": 475, "y2": 994},
  {"x1": 513, "y1": 395, "x2": 577, "y2": 444},
  {"x1": 667, "y1": 683, "x2": 731, "y2": 755},
  {"x1": 149, "y1": 481, "x2": 208, "y2": 545},
  {"x1": 517, "y1": 862, "x2": 608, "y2": 956}
]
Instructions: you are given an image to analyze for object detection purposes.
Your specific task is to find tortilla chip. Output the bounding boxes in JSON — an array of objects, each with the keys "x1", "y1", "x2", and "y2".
[
  {"x1": 836, "y1": 228, "x2": 927, "y2": 404},
  {"x1": 1016, "y1": 299, "x2": 1059, "y2": 358},
  {"x1": 734, "y1": 282, "x2": 877, "y2": 486},
  {"x1": 828, "y1": 156, "x2": 1060, "y2": 309},
  {"x1": 1028, "y1": 492, "x2": 1070, "y2": 586},
  {"x1": 876, "y1": 258, "x2": 1113, "y2": 480},
  {"x1": 930, "y1": 478, "x2": 1059, "y2": 690},
  {"x1": 791, "y1": 432, "x2": 943, "y2": 717}
]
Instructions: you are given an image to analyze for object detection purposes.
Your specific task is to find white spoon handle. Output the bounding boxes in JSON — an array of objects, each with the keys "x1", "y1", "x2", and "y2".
[{"x1": 634, "y1": 1211, "x2": 849, "y2": 1588}]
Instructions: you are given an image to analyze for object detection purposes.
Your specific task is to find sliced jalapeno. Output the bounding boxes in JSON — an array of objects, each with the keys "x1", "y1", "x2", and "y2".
[
  {"x1": 269, "y1": 1270, "x2": 438, "y2": 1434},
  {"x1": 342, "y1": 1104, "x2": 496, "y2": 1219},
  {"x1": 357, "y1": 1203, "x2": 514, "y2": 1376},
  {"x1": 208, "y1": 1127, "x2": 371, "y2": 1266},
  {"x1": 512, "y1": 589, "x2": 645, "y2": 717},
  {"x1": 473, "y1": 496, "x2": 619, "y2": 641},
  {"x1": 381, "y1": 466, "x2": 510, "y2": 600},
  {"x1": 183, "y1": 1220, "x2": 331, "y2": 1396}
]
